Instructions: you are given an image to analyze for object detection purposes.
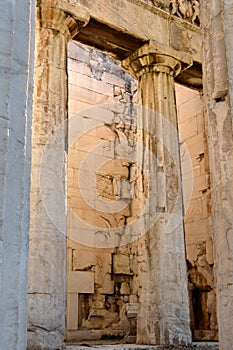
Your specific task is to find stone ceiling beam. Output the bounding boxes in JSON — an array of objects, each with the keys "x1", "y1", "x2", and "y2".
[{"x1": 57, "y1": 0, "x2": 202, "y2": 88}]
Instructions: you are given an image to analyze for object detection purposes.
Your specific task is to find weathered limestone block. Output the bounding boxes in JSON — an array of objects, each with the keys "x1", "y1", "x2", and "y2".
[
  {"x1": 101, "y1": 273, "x2": 115, "y2": 295},
  {"x1": 71, "y1": 248, "x2": 96, "y2": 271},
  {"x1": 113, "y1": 254, "x2": 132, "y2": 275},
  {"x1": 67, "y1": 271, "x2": 94, "y2": 293},
  {"x1": 122, "y1": 41, "x2": 192, "y2": 345},
  {"x1": 120, "y1": 282, "x2": 131, "y2": 295}
]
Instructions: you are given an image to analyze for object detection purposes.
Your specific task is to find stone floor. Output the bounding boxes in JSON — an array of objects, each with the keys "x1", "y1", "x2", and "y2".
[{"x1": 66, "y1": 342, "x2": 219, "y2": 350}]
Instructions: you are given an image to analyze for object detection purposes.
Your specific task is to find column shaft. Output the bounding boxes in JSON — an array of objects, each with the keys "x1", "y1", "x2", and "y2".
[
  {"x1": 122, "y1": 49, "x2": 191, "y2": 345},
  {"x1": 0, "y1": 0, "x2": 35, "y2": 349},
  {"x1": 27, "y1": 7, "x2": 88, "y2": 349}
]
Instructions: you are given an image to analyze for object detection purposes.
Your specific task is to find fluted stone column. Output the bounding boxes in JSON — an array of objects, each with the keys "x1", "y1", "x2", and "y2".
[
  {"x1": 27, "y1": 4, "x2": 89, "y2": 349},
  {"x1": 0, "y1": 1, "x2": 35, "y2": 349},
  {"x1": 122, "y1": 42, "x2": 192, "y2": 346}
]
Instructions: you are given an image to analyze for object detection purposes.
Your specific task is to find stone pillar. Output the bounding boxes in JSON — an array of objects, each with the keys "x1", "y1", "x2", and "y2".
[
  {"x1": 0, "y1": 1, "x2": 35, "y2": 349},
  {"x1": 27, "y1": 4, "x2": 89, "y2": 349},
  {"x1": 122, "y1": 42, "x2": 192, "y2": 345},
  {"x1": 201, "y1": 0, "x2": 233, "y2": 348}
]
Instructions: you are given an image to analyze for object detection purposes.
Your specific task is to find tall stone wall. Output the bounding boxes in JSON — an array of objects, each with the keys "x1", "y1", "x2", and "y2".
[
  {"x1": 201, "y1": 0, "x2": 233, "y2": 349},
  {"x1": 176, "y1": 85, "x2": 217, "y2": 340},
  {"x1": 66, "y1": 41, "x2": 215, "y2": 343},
  {"x1": 67, "y1": 41, "x2": 138, "y2": 342},
  {"x1": 0, "y1": 1, "x2": 35, "y2": 349}
]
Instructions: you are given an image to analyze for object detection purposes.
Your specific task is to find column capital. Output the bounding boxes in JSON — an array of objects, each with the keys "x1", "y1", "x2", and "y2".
[
  {"x1": 122, "y1": 40, "x2": 193, "y2": 79},
  {"x1": 36, "y1": 6, "x2": 90, "y2": 39}
]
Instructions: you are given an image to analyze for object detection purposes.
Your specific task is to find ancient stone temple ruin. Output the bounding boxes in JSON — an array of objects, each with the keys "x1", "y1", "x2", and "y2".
[{"x1": 1, "y1": 0, "x2": 233, "y2": 349}]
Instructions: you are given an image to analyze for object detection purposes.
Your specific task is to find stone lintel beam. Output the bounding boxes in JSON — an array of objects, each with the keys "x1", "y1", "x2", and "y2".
[
  {"x1": 122, "y1": 40, "x2": 193, "y2": 79},
  {"x1": 68, "y1": 0, "x2": 202, "y2": 64}
]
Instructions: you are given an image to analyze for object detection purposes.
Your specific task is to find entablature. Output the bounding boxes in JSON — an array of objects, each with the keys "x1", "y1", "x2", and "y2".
[{"x1": 44, "y1": 0, "x2": 202, "y2": 88}]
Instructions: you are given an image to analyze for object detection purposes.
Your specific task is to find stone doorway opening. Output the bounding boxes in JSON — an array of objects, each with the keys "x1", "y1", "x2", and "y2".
[
  {"x1": 66, "y1": 41, "x2": 138, "y2": 344},
  {"x1": 175, "y1": 84, "x2": 218, "y2": 341},
  {"x1": 66, "y1": 41, "x2": 217, "y2": 345}
]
